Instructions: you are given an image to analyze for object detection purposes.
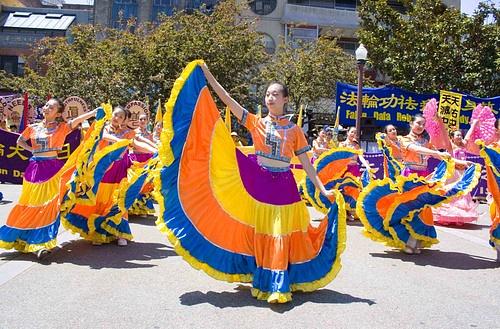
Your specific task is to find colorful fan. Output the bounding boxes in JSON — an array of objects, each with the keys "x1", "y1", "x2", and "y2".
[
  {"x1": 423, "y1": 99, "x2": 439, "y2": 134},
  {"x1": 470, "y1": 104, "x2": 496, "y2": 145},
  {"x1": 422, "y1": 98, "x2": 452, "y2": 151}
]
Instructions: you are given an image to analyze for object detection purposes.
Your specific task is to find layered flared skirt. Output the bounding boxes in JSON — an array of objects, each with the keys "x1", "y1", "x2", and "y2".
[
  {"x1": 154, "y1": 61, "x2": 347, "y2": 303},
  {"x1": 0, "y1": 158, "x2": 65, "y2": 252},
  {"x1": 357, "y1": 161, "x2": 481, "y2": 249},
  {"x1": 62, "y1": 152, "x2": 133, "y2": 243},
  {"x1": 128, "y1": 153, "x2": 155, "y2": 216}
]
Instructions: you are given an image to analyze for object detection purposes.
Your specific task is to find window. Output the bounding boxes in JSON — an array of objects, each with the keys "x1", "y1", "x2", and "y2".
[
  {"x1": 249, "y1": 0, "x2": 277, "y2": 15},
  {"x1": 152, "y1": 0, "x2": 178, "y2": 20},
  {"x1": 184, "y1": 0, "x2": 218, "y2": 13},
  {"x1": 0, "y1": 56, "x2": 19, "y2": 76},
  {"x1": 286, "y1": 24, "x2": 318, "y2": 45},
  {"x1": 334, "y1": 0, "x2": 356, "y2": 10},
  {"x1": 309, "y1": 0, "x2": 334, "y2": 9},
  {"x1": 337, "y1": 40, "x2": 356, "y2": 55},
  {"x1": 111, "y1": 0, "x2": 138, "y2": 29},
  {"x1": 17, "y1": 56, "x2": 25, "y2": 76},
  {"x1": 286, "y1": 0, "x2": 357, "y2": 10}
]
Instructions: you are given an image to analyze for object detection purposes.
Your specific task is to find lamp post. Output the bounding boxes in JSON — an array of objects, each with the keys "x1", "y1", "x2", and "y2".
[{"x1": 355, "y1": 43, "x2": 368, "y2": 143}]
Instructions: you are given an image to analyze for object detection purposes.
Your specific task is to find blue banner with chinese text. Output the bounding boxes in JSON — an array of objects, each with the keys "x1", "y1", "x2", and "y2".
[{"x1": 336, "y1": 82, "x2": 500, "y2": 129}]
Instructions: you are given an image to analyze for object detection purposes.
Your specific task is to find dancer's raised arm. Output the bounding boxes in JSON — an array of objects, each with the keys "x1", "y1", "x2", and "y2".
[
  {"x1": 69, "y1": 108, "x2": 98, "y2": 129},
  {"x1": 200, "y1": 63, "x2": 245, "y2": 120}
]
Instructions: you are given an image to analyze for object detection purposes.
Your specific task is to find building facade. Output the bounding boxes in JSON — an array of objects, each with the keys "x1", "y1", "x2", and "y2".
[
  {"x1": 93, "y1": 0, "x2": 218, "y2": 28},
  {"x1": 242, "y1": 0, "x2": 460, "y2": 55},
  {"x1": 93, "y1": 0, "x2": 460, "y2": 55},
  {"x1": 0, "y1": 5, "x2": 92, "y2": 75}
]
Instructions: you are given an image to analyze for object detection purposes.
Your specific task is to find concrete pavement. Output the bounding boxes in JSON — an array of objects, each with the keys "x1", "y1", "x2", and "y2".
[{"x1": 0, "y1": 183, "x2": 499, "y2": 329}]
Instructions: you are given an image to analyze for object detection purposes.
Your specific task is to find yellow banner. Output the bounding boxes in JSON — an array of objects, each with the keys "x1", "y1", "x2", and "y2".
[{"x1": 438, "y1": 90, "x2": 462, "y2": 131}]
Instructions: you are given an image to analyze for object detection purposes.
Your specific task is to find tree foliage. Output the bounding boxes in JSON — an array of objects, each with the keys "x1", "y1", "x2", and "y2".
[
  {"x1": 358, "y1": 0, "x2": 499, "y2": 97},
  {"x1": 1, "y1": 0, "x2": 359, "y2": 120},
  {"x1": 2, "y1": 0, "x2": 267, "y2": 110},
  {"x1": 260, "y1": 37, "x2": 357, "y2": 113}
]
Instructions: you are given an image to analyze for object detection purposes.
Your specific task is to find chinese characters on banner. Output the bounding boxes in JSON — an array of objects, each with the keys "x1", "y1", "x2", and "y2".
[
  {"x1": 438, "y1": 91, "x2": 462, "y2": 131},
  {"x1": 336, "y1": 82, "x2": 500, "y2": 129},
  {"x1": 336, "y1": 82, "x2": 436, "y2": 127},
  {"x1": 0, "y1": 129, "x2": 81, "y2": 184}
]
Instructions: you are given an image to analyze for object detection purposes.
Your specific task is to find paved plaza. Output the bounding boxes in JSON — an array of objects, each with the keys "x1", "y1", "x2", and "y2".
[{"x1": 0, "y1": 183, "x2": 499, "y2": 329}]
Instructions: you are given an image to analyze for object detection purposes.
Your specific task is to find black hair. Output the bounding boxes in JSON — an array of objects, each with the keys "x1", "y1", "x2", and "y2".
[
  {"x1": 449, "y1": 129, "x2": 461, "y2": 139},
  {"x1": 383, "y1": 124, "x2": 395, "y2": 134},
  {"x1": 50, "y1": 98, "x2": 64, "y2": 114},
  {"x1": 266, "y1": 82, "x2": 289, "y2": 97},
  {"x1": 124, "y1": 108, "x2": 132, "y2": 119},
  {"x1": 411, "y1": 113, "x2": 425, "y2": 123},
  {"x1": 495, "y1": 118, "x2": 500, "y2": 130}
]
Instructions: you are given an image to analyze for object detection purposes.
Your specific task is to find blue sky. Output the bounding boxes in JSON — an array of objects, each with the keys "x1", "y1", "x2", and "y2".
[{"x1": 461, "y1": 0, "x2": 497, "y2": 15}]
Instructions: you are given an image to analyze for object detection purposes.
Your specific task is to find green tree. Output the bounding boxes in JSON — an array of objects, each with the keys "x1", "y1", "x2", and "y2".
[
  {"x1": 259, "y1": 37, "x2": 357, "y2": 114},
  {"x1": 1, "y1": 0, "x2": 267, "y2": 111},
  {"x1": 144, "y1": 0, "x2": 267, "y2": 108},
  {"x1": 358, "y1": 0, "x2": 499, "y2": 97}
]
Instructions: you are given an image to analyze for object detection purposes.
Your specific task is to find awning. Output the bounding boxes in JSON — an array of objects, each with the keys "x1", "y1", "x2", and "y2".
[{"x1": 1, "y1": 11, "x2": 75, "y2": 30}]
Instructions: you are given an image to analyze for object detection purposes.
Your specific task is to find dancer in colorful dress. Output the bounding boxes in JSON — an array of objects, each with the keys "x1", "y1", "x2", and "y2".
[
  {"x1": 134, "y1": 114, "x2": 156, "y2": 152},
  {"x1": 0, "y1": 98, "x2": 96, "y2": 258},
  {"x1": 129, "y1": 113, "x2": 157, "y2": 216},
  {"x1": 433, "y1": 120, "x2": 480, "y2": 226},
  {"x1": 357, "y1": 114, "x2": 480, "y2": 255},
  {"x1": 382, "y1": 125, "x2": 404, "y2": 162},
  {"x1": 338, "y1": 127, "x2": 371, "y2": 177},
  {"x1": 312, "y1": 128, "x2": 330, "y2": 161},
  {"x1": 479, "y1": 118, "x2": 500, "y2": 262},
  {"x1": 62, "y1": 107, "x2": 156, "y2": 246},
  {"x1": 336, "y1": 127, "x2": 371, "y2": 220},
  {"x1": 154, "y1": 60, "x2": 346, "y2": 304}
]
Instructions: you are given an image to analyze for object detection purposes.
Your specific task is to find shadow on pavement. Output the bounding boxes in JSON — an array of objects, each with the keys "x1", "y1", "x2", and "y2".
[
  {"x1": 0, "y1": 250, "x2": 38, "y2": 262},
  {"x1": 128, "y1": 215, "x2": 158, "y2": 226},
  {"x1": 0, "y1": 200, "x2": 13, "y2": 205},
  {"x1": 180, "y1": 286, "x2": 376, "y2": 313},
  {"x1": 370, "y1": 249, "x2": 500, "y2": 270},
  {"x1": 1, "y1": 240, "x2": 178, "y2": 269},
  {"x1": 435, "y1": 223, "x2": 491, "y2": 230}
]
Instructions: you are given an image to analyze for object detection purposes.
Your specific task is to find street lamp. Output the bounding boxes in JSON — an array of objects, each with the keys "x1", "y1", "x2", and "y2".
[{"x1": 355, "y1": 43, "x2": 368, "y2": 143}]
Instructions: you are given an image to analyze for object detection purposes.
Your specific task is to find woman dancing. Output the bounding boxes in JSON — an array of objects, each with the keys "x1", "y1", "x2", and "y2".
[
  {"x1": 154, "y1": 61, "x2": 347, "y2": 303},
  {"x1": 433, "y1": 120, "x2": 480, "y2": 226},
  {"x1": 0, "y1": 98, "x2": 96, "y2": 258}
]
